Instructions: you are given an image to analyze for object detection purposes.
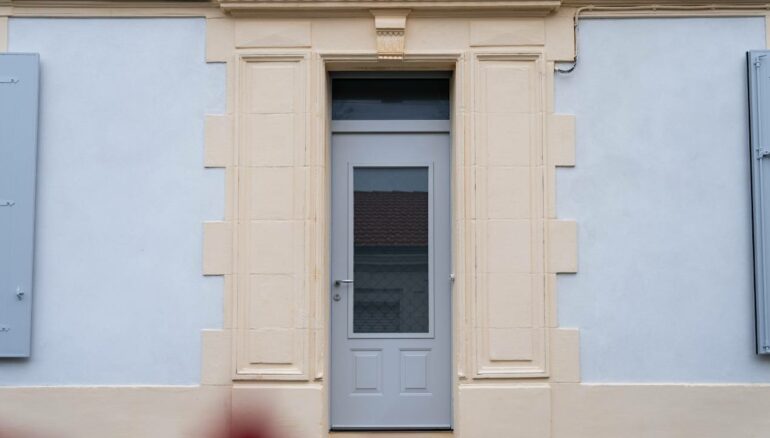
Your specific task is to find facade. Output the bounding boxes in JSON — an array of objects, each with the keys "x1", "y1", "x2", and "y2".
[{"x1": 2, "y1": 0, "x2": 770, "y2": 436}]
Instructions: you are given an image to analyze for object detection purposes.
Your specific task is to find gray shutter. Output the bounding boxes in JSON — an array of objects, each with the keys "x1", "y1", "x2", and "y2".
[
  {"x1": 0, "y1": 53, "x2": 39, "y2": 357},
  {"x1": 749, "y1": 51, "x2": 770, "y2": 354}
]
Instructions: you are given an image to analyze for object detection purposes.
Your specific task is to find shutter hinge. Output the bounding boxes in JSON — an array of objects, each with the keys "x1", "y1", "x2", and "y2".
[
  {"x1": 0, "y1": 200, "x2": 15, "y2": 207},
  {"x1": 0, "y1": 77, "x2": 18, "y2": 85}
]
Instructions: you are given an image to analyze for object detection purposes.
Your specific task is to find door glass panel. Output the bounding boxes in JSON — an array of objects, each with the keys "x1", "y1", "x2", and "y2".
[
  {"x1": 332, "y1": 78, "x2": 450, "y2": 120},
  {"x1": 353, "y1": 167, "x2": 429, "y2": 333}
]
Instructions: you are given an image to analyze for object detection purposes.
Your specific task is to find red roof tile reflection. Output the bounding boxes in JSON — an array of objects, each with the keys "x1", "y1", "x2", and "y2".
[{"x1": 354, "y1": 191, "x2": 428, "y2": 246}]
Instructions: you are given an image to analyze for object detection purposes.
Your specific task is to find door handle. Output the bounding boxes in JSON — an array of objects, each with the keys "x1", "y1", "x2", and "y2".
[{"x1": 333, "y1": 279, "x2": 353, "y2": 302}]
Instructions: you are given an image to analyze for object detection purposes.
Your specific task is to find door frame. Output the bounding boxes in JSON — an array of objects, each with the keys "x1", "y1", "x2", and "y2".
[{"x1": 319, "y1": 54, "x2": 465, "y2": 432}]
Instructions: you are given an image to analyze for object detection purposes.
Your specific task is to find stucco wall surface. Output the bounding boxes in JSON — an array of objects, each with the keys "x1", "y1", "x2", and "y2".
[
  {"x1": 0, "y1": 18, "x2": 226, "y2": 385},
  {"x1": 556, "y1": 17, "x2": 770, "y2": 382}
]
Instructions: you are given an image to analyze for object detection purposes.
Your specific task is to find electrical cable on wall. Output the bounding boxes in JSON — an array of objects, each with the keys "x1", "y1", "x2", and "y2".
[{"x1": 556, "y1": 3, "x2": 770, "y2": 74}]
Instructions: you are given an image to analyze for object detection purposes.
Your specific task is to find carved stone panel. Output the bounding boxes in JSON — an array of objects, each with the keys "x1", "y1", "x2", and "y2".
[{"x1": 234, "y1": 54, "x2": 312, "y2": 380}]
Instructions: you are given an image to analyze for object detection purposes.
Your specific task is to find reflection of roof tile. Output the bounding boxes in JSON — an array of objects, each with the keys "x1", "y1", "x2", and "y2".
[{"x1": 355, "y1": 191, "x2": 428, "y2": 246}]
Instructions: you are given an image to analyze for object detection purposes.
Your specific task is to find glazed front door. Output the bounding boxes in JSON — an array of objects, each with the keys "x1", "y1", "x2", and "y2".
[{"x1": 330, "y1": 126, "x2": 452, "y2": 430}]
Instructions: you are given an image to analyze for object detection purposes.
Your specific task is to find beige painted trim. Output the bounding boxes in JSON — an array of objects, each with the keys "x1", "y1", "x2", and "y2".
[
  {"x1": 231, "y1": 51, "x2": 313, "y2": 382},
  {"x1": 545, "y1": 7, "x2": 576, "y2": 61},
  {"x1": 204, "y1": 115, "x2": 234, "y2": 168},
  {"x1": 552, "y1": 383, "x2": 770, "y2": 438},
  {"x1": 470, "y1": 49, "x2": 553, "y2": 379},
  {"x1": 564, "y1": 0, "x2": 770, "y2": 5},
  {"x1": 547, "y1": 220, "x2": 577, "y2": 274},
  {"x1": 206, "y1": 18, "x2": 235, "y2": 63},
  {"x1": 548, "y1": 114, "x2": 575, "y2": 167},
  {"x1": 4, "y1": 384, "x2": 770, "y2": 437},
  {"x1": 220, "y1": 0, "x2": 560, "y2": 15},
  {"x1": 0, "y1": 386, "x2": 231, "y2": 438},
  {"x1": 190, "y1": 11, "x2": 770, "y2": 437},
  {"x1": 0, "y1": 16, "x2": 7, "y2": 51},
  {"x1": 549, "y1": 328, "x2": 580, "y2": 382},
  {"x1": 0, "y1": 0, "x2": 769, "y2": 20},
  {"x1": 0, "y1": 1, "x2": 224, "y2": 18},
  {"x1": 195, "y1": 12, "x2": 580, "y2": 436},
  {"x1": 207, "y1": 12, "x2": 578, "y2": 406},
  {"x1": 767, "y1": 13, "x2": 770, "y2": 48},
  {"x1": 581, "y1": 9, "x2": 770, "y2": 17},
  {"x1": 203, "y1": 221, "x2": 233, "y2": 276},
  {"x1": 201, "y1": 329, "x2": 233, "y2": 385}
]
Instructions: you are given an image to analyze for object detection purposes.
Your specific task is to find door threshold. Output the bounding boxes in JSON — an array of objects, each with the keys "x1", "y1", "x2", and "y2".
[{"x1": 329, "y1": 432, "x2": 453, "y2": 437}]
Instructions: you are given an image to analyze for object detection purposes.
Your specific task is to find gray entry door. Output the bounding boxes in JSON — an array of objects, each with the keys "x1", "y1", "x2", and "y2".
[{"x1": 330, "y1": 128, "x2": 452, "y2": 430}]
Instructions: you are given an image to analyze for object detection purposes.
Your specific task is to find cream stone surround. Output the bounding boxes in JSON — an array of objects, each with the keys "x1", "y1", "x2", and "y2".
[
  {"x1": 199, "y1": 10, "x2": 582, "y2": 434},
  {"x1": 2, "y1": 3, "x2": 770, "y2": 438}
]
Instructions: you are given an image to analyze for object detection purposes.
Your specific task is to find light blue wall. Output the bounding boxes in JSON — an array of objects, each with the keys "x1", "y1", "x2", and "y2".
[
  {"x1": 5, "y1": 15, "x2": 767, "y2": 386},
  {"x1": 556, "y1": 17, "x2": 770, "y2": 382},
  {"x1": 1, "y1": 18, "x2": 225, "y2": 385}
]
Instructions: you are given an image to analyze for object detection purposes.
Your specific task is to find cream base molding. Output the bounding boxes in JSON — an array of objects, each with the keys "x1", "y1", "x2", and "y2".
[{"x1": 1, "y1": 384, "x2": 770, "y2": 437}]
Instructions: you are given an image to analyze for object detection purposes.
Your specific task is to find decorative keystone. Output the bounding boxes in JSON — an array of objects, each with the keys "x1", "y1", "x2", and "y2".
[{"x1": 371, "y1": 9, "x2": 410, "y2": 60}]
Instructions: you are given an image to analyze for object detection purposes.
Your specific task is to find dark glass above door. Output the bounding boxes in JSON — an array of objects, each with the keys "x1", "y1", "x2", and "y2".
[{"x1": 331, "y1": 76, "x2": 450, "y2": 120}]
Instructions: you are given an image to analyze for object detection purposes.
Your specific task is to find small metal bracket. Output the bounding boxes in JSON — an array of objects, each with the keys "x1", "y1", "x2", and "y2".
[
  {"x1": 450, "y1": 273, "x2": 456, "y2": 282},
  {"x1": 0, "y1": 200, "x2": 15, "y2": 207},
  {"x1": 0, "y1": 326, "x2": 9, "y2": 333},
  {"x1": 0, "y1": 78, "x2": 18, "y2": 85},
  {"x1": 15, "y1": 287, "x2": 24, "y2": 301}
]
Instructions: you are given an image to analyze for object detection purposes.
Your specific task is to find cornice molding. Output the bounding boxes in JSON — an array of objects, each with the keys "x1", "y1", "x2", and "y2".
[
  {"x1": 0, "y1": 1, "x2": 222, "y2": 18},
  {"x1": 1, "y1": 1, "x2": 215, "y2": 7},
  {"x1": 218, "y1": 0, "x2": 561, "y2": 15},
  {"x1": 562, "y1": 0, "x2": 770, "y2": 5},
  {"x1": 3, "y1": 0, "x2": 770, "y2": 17}
]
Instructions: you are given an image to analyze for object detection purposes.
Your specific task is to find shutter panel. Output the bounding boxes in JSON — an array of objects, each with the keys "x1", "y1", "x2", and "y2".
[{"x1": 0, "y1": 54, "x2": 39, "y2": 357}]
